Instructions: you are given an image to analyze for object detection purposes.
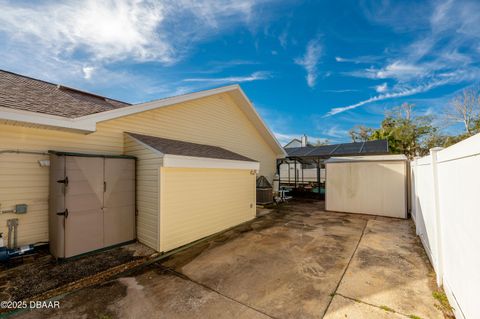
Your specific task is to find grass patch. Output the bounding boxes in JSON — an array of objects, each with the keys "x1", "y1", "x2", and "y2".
[
  {"x1": 409, "y1": 315, "x2": 423, "y2": 319},
  {"x1": 380, "y1": 305, "x2": 395, "y2": 312},
  {"x1": 433, "y1": 291, "x2": 453, "y2": 311}
]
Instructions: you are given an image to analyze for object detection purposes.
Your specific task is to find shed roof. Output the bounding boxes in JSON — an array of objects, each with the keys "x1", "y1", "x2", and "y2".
[
  {"x1": 127, "y1": 133, "x2": 257, "y2": 162},
  {"x1": 0, "y1": 70, "x2": 131, "y2": 118},
  {"x1": 285, "y1": 140, "x2": 389, "y2": 158},
  {"x1": 325, "y1": 154, "x2": 407, "y2": 163}
]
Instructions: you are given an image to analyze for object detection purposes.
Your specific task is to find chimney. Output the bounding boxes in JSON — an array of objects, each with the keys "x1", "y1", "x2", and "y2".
[{"x1": 301, "y1": 134, "x2": 308, "y2": 147}]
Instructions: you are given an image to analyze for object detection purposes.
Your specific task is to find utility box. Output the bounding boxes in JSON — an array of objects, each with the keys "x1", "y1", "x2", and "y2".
[
  {"x1": 49, "y1": 151, "x2": 136, "y2": 258},
  {"x1": 256, "y1": 175, "x2": 273, "y2": 205}
]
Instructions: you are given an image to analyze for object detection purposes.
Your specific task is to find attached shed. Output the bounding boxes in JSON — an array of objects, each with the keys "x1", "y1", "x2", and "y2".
[
  {"x1": 126, "y1": 133, "x2": 259, "y2": 252},
  {"x1": 325, "y1": 155, "x2": 408, "y2": 218}
]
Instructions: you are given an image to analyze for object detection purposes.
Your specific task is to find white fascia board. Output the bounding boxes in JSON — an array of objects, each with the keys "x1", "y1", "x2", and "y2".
[
  {"x1": 75, "y1": 85, "x2": 241, "y2": 123},
  {"x1": 162, "y1": 154, "x2": 260, "y2": 171},
  {"x1": 235, "y1": 87, "x2": 287, "y2": 158},
  {"x1": 0, "y1": 107, "x2": 95, "y2": 133}
]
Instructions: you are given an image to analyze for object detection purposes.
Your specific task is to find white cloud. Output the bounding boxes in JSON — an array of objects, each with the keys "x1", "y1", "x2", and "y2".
[
  {"x1": 344, "y1": 0, "x2": 480, "y2": 115},
  {"x1": 182, "y1": 71, "x2": 271, "y2": 83},
  {"x1": 294, "y1": 39, "x2": 322, "y2": 88},
  {"x1": 82, "y1": 66, "x2": 96, "y2": 80},
  {"x1": 335, "y1": 55, "x2": 381, "y2": 64},
  {"x1": 0, "y1": 0, "x2": 268, "y2": 85},
  {"x1": 375, "y1": 61, "x2": 426, "y2": 80},
  {"x1": 375, "y1": 82, "x2": 388, "y2": 93},
  {"x1": 325, "y1": 80, "x2": 448, "y2": 117}
]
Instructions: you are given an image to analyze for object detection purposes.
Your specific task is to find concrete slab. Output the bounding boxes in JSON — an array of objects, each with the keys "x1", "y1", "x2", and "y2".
[
  {"x1": 323, "y1": 295, "x2": 404, "y2": 319},
  {"x1": 336, "y1": 218, "x2": 445, "y2": 319},
  {"x1": 15, "y1": 268, "x2": 270, "y2": 319},
  {"x1": 165, "y1": 202, "x2": 369, "y2": 319},
  {"x1": 9, "y1": 200, "x2": 448, "y2": 319}
]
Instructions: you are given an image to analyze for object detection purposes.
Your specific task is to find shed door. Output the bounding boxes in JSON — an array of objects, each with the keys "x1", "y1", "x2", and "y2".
[
  {"x1": 103, "y1": 158, "x2": 136, "y2": 246},
  {"x1": 64, "y1": 156, "x2": 104, "y2": 257},
  {"x1": 160, "y1": 168, "x2": 256, "y2": 252}
]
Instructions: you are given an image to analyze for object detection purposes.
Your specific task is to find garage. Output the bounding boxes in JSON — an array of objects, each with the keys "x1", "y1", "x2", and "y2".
[
  {"x1": 126, "y1": 133, "x2": 259, "y2": 252},
  {"x1": 325, "y1": 155, "x2": 408, "y2": 218}
]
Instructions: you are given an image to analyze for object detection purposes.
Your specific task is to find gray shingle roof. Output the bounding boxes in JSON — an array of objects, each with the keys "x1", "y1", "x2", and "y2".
[
  {"x1": 0, "y1": 70, "x2": 131, "y2": 118},
  {"x1": 128, "y1": 133, "x2": 257, "y2": 162},
  {"x1": 285, "y1": 140, "x2": 389, "y2": 158}
]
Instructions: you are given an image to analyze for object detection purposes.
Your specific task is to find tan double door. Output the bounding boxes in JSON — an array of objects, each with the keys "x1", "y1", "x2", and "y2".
[{"x1": 52, "y1": 155, "x2": 135, "y2": 258}]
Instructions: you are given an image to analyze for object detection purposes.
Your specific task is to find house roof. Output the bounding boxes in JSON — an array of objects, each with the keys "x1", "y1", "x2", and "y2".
[
  {"x1": 284, "y1": 138, "x2": 301, "y2": 148},
  {"x1": 127, "y1": 133, "x2": 257, "y2": 162},
  {"x1": 285, "y1": 140, "x2": 389, "y2": 158},
  {"x1": 0, "y1": 70, "x2": 131, "y2": 118},
  {"x1": 0, "y1": 69, "x2": 286, "y2": 157}
]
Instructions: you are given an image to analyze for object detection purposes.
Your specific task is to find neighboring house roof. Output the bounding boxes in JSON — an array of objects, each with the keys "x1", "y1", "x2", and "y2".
[
  {"x1": 0, "y1": 70, "x2": 130, "y2": 118},
  {"x1": 0, "y1": 69, "x2": 286, "y2": 157},
  {"x1": 127, "y1": 133, "x2": 256, "y2": 162},
  {"x1": 284, "y1": 139, "x2": 301, "y2": 148},
  {"x1": 285, "y1": 140, "x2": 389, "y2": 158}
]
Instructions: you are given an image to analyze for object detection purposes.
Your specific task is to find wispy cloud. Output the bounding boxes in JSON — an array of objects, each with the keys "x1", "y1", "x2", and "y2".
[
  {"x1": 335, "y1": 55, "x2": 382, "y2": 64},
  {"x1": 325, "y1": 79, "x2": 449, "y2": 116},
  {"x1": 294, "y1": 38, "x2": 322, "y2": 88},
  {"x1": 182, "y1": 71, "x2": 271, "y2": 83},
  {"x1": 336, "y1": 0, "x2": 480, "y2": 116},
  {"x1": 374, "y1": 82, "x2": 388, "y2": 93}
]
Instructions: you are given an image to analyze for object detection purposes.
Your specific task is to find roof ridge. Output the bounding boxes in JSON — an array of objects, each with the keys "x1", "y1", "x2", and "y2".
[{"x1": 0, "y1": 69, "x2": 130, "y2": 105}]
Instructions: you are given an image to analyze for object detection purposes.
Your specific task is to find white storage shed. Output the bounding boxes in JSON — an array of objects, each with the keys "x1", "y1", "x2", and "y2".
[{"x1": 325, "y1": 155, "x2": 408, "y2": 218}]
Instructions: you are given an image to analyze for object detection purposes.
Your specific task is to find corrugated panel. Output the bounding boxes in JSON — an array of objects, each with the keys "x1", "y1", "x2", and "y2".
[
  {"x1": 0, "y1": 93, "x2": 277, "y2": 246},
  {"x1": 160, "y1": 168, "x2": 255, "y2": 252}
]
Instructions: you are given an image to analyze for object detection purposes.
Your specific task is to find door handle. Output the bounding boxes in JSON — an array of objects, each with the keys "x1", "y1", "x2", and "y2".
[
  {"x1": 56, "y1": 209, "x2": 69, "y2": 218},
  {"x1": 57, "y1": 176, "x2": 69, "y2": 186}
]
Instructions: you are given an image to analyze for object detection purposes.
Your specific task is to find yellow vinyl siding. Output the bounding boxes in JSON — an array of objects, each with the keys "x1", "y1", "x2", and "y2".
[
  {"x1": 0, "y1": 92, "x2": 276, "y2": 246},
  {"x1": 159, "y1": 167, "x2": 256, "y2": 252},
  {"x1": 123, "y1": 135, "x2": 161, "y2": 249}
]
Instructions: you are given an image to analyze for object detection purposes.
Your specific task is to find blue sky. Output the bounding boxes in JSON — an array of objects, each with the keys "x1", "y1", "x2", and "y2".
[{"x1": 1, "y1": 0, "x2": 479, "y2": 144}]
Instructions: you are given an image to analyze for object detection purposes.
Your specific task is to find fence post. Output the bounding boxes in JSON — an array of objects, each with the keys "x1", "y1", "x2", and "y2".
[
  {"x1": 411, "y1": 157, "x2": 419, "y2": 235},
  {"x1": 430, "y1": 147, "x2": 444, "y2": 287}
]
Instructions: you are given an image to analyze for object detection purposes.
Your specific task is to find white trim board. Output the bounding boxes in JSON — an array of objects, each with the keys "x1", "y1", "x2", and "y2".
[{"x1": 163, "y1": 154, "x2": 259, "y2": 171}]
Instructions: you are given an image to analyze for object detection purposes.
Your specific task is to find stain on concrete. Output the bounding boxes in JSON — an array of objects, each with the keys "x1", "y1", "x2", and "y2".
[
  {"x1": 324, "y1": 295, "x2": 405, "y2": 319},
  {"x1": 336, "y1": 218, "x2": 447, "y2": 319}
]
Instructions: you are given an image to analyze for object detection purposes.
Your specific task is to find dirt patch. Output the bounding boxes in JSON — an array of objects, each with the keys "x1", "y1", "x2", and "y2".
[{"x1": 0, "y1": 244, "x2": 153, "y2": 302}]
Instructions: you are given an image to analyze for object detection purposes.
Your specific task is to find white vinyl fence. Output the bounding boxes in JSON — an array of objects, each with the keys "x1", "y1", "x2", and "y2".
[{"x1": 411, "y1": 133, "x2": 480, "y2": 319}]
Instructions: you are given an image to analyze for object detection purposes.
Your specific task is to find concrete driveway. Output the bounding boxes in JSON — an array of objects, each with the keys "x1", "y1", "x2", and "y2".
[{"x1": 14, "y1": 200, "x2": 450, "y2": 319}]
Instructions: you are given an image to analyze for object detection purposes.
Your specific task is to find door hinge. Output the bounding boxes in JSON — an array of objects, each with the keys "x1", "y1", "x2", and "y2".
[
  {"x1": 56, "y1": 209, "x2": 69, "y2": 218},
  {"x1": 57, "y1": 176, "x2": 69, "y2": 186},
  {"x1": 104, "y1": 181, "x2": 107, "y2": 192}
]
